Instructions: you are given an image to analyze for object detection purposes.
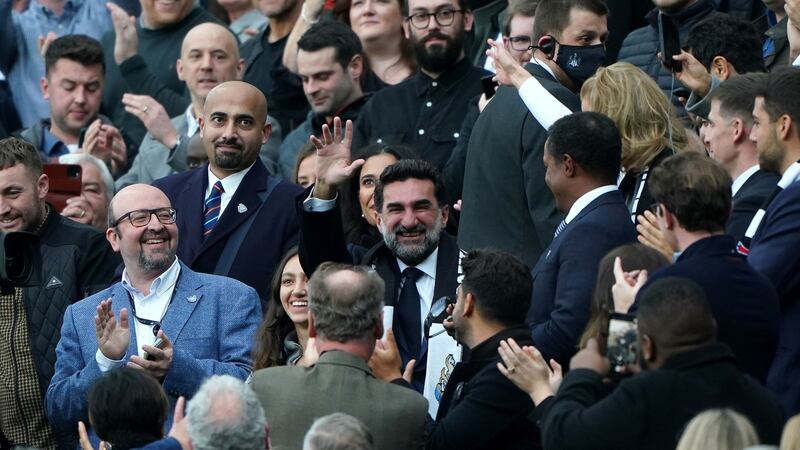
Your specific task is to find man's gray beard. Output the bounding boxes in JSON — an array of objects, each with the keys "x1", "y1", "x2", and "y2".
[
  {"x1": 380, "y1": 213, "x2": 443, "y2": 266},
  {"x1": 139, "y1": 248, "x2": 176, "y2": 272}
]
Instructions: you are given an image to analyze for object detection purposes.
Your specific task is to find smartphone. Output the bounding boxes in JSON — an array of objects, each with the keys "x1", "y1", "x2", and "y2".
[
  {"x1": 658, "y1": 12, "x2": 682, "y2": 73},
  {"x1": 43, "y1": 164, "x2": 82, "y2": 212},
  {"x1": 606, "y1": 313, "x2": 638, "y2": 369},
  {"x1": 143, "y1": 337, "x2": 165, "y2": 361},
  {"x1": 481, "y1": 75, "x2": 499, "y2": 100}
]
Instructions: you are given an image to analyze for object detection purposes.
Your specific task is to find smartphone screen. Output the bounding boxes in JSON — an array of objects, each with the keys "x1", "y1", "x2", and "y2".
[
  {"x1": 607, "y1": 313, "x2": 638, "y2": 368},
  {"x1": 658, "y1": 13, "x2": 682, "y2": 73},
  {"x1": 481, "y1": 75, "x2": 498, "y2": 100}
]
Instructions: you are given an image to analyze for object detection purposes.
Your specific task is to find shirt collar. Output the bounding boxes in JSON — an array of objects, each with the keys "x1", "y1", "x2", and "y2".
[
  {"x1": 121, "y1": 257, "x2": 181, "y2": 298},
  {"x1": 565, "y1": 185, "x2": 618, "y2": 224},
  {"x1": 42, "y1": 124, "x2": 69, "y2": 158},
  {"x1": 731, "y1": 165, "x2": 760, "y2": 197},
  {"x1": 413, "y1": 57, "x2": 474, "y2": 96},
  {"x1": 397, "y1": 247, "x2": 439, "y2": 281},
  {"x1": 207, "y1": 162, "x2": 255, "y2": 195},
  {"x1": 185, "y1": 104, "x2": 200, "y2": 137},
  {"x1": 531, "y1": 58, "x2": 557, "y2": 81}
]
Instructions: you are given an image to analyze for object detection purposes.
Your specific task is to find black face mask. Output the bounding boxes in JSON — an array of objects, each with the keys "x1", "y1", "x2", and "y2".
[{"x1": 553, "y1": 41, "x2": 606, "y2": 88}]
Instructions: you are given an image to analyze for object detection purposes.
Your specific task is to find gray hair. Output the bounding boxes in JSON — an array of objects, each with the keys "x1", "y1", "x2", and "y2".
[
  {"x1": 186, "y1": 375, "x2": 267, "y2": 450},
  {"x1": 58, "y1": 153, "x2": 115, "y2": 201},
  {"x1": 303, "y1": 413, "x2": 374, "y2": 450},
  {"x1": 307, "y1": 262, "x2": 384, "y2": 342}
]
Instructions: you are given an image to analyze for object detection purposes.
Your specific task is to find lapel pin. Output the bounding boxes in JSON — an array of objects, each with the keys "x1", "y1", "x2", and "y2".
[
  {"x1": 187, "y1": 294, "x2": 198, "y2": 303},
  {"x1": 237, "y1": 203, "x2": 247, "y2": 213}
]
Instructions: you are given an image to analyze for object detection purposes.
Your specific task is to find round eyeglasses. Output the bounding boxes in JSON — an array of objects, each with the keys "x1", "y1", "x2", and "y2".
[
  {"x1": 406, "y1": 9, "x2": 463, "y2": 29},
  {"x1": 111, "y1": 207, "x2": 178, "y2": 228}
]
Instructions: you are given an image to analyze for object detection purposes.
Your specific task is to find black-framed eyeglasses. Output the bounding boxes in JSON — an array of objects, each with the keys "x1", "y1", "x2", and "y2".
[
  {"x1": 507, "y1": 35, "x2": 532, "y2": 51},
  {"x1": 424, "y1": 295, "x2": 456, "y2": 339},
  {"x1": 406, "y1": 9, "x2": 463, "y2": 29},
  {"x1": 111, "y1": 207, "x2": 178, "y2": 228}
]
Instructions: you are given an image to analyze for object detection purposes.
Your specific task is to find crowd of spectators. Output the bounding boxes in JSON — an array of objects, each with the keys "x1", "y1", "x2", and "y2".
[{"x1": 2, "y1": 0, "x2": 800, "y2": 446}]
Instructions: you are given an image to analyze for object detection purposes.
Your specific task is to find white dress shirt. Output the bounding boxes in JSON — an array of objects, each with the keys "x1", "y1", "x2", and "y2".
[
  {"x1": 184, "y1": 104, "x2": 200, "y2": 138},
  {"x1": 95, "y1": 258, "x2": 181, "y2": 371},
  {"x1": 731, "y1": 165, "x2": 760, "y2": 197},
  {"x1": 564, "y1": 185, "x2": 619, "y2": 225},
  {"x1": 205, "y1": 163, "x2": 255, "y2": 218}
]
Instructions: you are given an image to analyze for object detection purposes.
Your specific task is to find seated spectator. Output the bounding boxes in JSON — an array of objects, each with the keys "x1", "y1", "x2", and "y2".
[
  {"x1": 678, "y1": 12, "x2": 765, "y2": 119},
  {"x1": 505, "y1": 277, "x2": 783, "y2": 450},
  {"x1": 0, "y1": 0, "x2": 126, "y2": 128},
  {"x1": 218, "y1": 0, "x2": 267, "y2": 44},
  {"x1": 101, "y1": 0, "x2": 220, "y2": 145},
  {"x1": 14, "y1": 35, "x2": 127, "y2": 175},
  {"x1": 701, "y1": 74, "x2": 779, "y2": 242},
  {"x1": 87, "y1": 367, "x2": 168, "y2": 449},
  {"x1": 252, "y1": 247, "x2": 315, "y2": 369},
  {"x1": 278, "y1": 21, "x2": 370, "y2": 179},
  {"x1": 58, "y1": 153, "x2": 115, "y2": 230},
  {"x1": 251, "y1": 262, "x2": 428, "y2": 450},
  {"x1": 676, "y1": 409, "x2": 760, "y2": 450},
  {"x1": 303, "y1": 413, "x2": 375, "y2": 450},
  {"x1": 293, "y1": 142, "x2": 317, "y2": 187},
  {"x1": 621, "y1": 152, "x2": 781, "y2": 382},
  {"x1": 186, "y1": 375, "x2": 268, "y2": 450},
  {"x1": 185, "y1": 133, "x2": 207, "y2": 170},
  {"x1": 578, "y1": 243, "x2": 669, "y2": 350},
  {"x1": 45, "y1": 183, "x2": 262, "y2": 445},
  {"x1": 283, "y1": 0, "x2": 415, "y2": 87},
  {"x1": 339, "y1": 143, "x2": 419, "y2": 248}
]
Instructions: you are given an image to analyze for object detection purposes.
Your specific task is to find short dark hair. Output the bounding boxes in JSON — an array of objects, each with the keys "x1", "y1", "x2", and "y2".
[
  {"x1": 0, "y1": 137, "x2": 43, "y2": 176},
  {"x1": 298, "y1": 21, "x2": 363, "y2": 70},
  {"x1": 44, "y1": 34, "x2": 105, "y2": 76},
  {"x1": 373, "y1": 159, "x2": 447, "y2": 212},
  {"x1": 759, "y1": 67, "x2": 800, "y2": 138},
  {"x1": 710, "y1": 73, "x2": 764, "y2": 125},
  {"x1": 503, "y1": 0, "x2": 538, "y2": 36},
  {"x1": 402, "y1": 0, "x2": 470, "y2": 16},
  {"x1": 460, "y1": 249, "x2": 531, "y2": 326},
  {"x1": 648, "y1": 152, "x2": 732, "y2": 233},
  {"x1": 637, "y1": 277, "x2": 716, "y2": 349},
  {"x1": 532, "y1": 0, "x2": 608, "y2": 41},
  {"x1": 686, "y1": 13, "x2": 765, "y2": 75},
  {"x1": 88, "y1": 368, "x2": 169, "y2": 447},
  {"x1": 308, "y1": 262, "x2": 385, "y2": 342},
  {"x1": 546, "y1": 112, "x2": 621, "y2": 184}
]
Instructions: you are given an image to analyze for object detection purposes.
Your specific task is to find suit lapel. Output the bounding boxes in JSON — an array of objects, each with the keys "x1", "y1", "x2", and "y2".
[
  {"x1": 197, "y1": 162, "x2": 268, "y2": 256},
  {"x1": 160, "y1": 263, "x2": 203, "y2": 343},
  {"x1": 433, "y1": 233, "x2": 460, "y2": 300},
  {"x1": 180, "y1": 167, "x2": 209, "y2": 265}
]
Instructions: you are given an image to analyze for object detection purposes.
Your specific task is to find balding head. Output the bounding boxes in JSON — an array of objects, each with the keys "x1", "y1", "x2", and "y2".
[
  {"x1": 177, "y1": 24, "x2": 244, "y2": 102},
  {"x1": 200, "y1": 82, "x2": 271, "y2": 178},
  {"x1": 109, "y1": 184, "x2": 172, "y2": 226}
]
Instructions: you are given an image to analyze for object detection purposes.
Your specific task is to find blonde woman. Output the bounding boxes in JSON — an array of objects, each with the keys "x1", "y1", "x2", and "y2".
[
  {"x1": 487, "y1": 40, "x2": 687, "y2": 219},
  {"x1": 676, "y1": 409, "x2": 759, "y2": 450}
]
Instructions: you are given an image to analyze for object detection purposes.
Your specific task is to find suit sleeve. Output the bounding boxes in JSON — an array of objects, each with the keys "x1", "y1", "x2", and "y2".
[
  {"x1": 118, "y1": 55, "x2": 190, "y2": 117},
  {"x1": 748, "y1": 194, "x2": 800, "y2": 301},
  {"x1": 162, "y1": 284, "x2": 262, "y2": 397},
  {"x1": 443, "y1": 97, "x2": 480, "y2": 203},
  {"x1": 531, "y1": 223, "x2": 608, "y2": 365},
  {"x1": 45, "y1": 305, "x2": 105, "y2": 432},
  {"x1": 541, "y1": 370, "x2": 647, "y2": 450},
  {"x1": 425, "y1": 371, "x2": 534, "y2": 450},
  {"x1": 296, "y1": 188, "x2": 357, "y2": 276}
]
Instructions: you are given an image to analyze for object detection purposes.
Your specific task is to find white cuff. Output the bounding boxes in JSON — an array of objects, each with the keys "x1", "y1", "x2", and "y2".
[
  {"x1": 302, "y1": 187, "x2": 337, "y2": 212},
  {"x1": 793, "y1": 54, "x2": 800, "y2": 67},
  {"x1": 96, "y1": 349, "x2": 126, "y2": 372},
  {"x1": 518, "y1": 77, "x2": 572, "y2": 130}
]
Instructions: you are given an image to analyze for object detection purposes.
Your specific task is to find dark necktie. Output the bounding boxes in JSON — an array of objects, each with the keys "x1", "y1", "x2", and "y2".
[
  {"x1": 394, "y1": 267, "x2": 423, "y2": 362},
  {"x1": 203, "y1": 181, "x2": 224, "y2": 236}
]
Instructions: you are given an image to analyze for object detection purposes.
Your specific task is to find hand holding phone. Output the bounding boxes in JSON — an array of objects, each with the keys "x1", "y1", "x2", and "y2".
[
  {"x1": 606, "y1": 313, "x2": 638, "y2": 371},
  {"x1": 658, "y1": 13, "x2": 682, "y2": 73},
  {"x1": 143, "y1": 337, "x2": 165, "y2": 361}
]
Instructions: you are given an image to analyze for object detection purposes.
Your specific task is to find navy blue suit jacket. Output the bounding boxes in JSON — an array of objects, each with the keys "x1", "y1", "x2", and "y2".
[
  {"x1": 727, "y1": 169, "x2": 779, "y2": 242},
  {"x1": 635, "y1": 235, "x2": 780, "y2": 383},
  {"x1": 153, "y1": 161, "x2": 302, "y2": 301},
  {"x1": 528, "y1": 190, "x2": 637, "y2": 366},
  {"x1": 749, "y1": 180, "x2": 800, "y2": 415}
]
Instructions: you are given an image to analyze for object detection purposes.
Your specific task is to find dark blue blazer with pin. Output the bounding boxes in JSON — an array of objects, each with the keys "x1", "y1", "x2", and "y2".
[
  {"x1": 527, "y1": 190, "x2": 637, "y2": 367},
  {"x1": 153, "y1": 160, "x2": 303, "y2": 302}
]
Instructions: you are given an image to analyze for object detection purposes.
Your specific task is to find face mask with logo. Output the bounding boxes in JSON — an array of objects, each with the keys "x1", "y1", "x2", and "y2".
[{"x1": 553, "y1": 41, "x2": 606, "y2": 88}]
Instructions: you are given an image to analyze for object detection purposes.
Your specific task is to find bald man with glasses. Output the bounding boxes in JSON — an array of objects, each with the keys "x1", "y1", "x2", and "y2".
[{"x1": 45, "y1": 183, "x2": 262, "y2": 447}]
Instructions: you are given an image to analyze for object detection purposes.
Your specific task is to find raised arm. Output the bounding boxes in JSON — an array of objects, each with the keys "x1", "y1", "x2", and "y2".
[{"x1": 281, "y1": 0, "x2": 326, "y2": 74}]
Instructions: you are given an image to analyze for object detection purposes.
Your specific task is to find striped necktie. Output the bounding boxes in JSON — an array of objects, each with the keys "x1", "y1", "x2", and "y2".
[
  {"x1": 203, "y1": 181, "x2": 224, "y2": 236},
  {"x1": 554, "y1": 219, "x2": 567, "y2": 238}
]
